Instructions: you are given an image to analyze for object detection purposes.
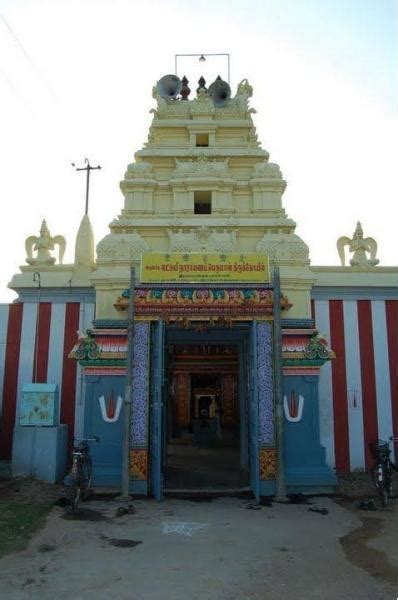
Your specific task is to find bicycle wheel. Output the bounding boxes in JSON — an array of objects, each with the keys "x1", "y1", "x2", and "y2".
[
  {"x1": 381, "y1": 487, "x2": 388, "y2": 507},
  {"x1": 385, "y1": 465, "x2": 393, "y2": 498},
  {"x1": 371, "y1": 464, "x2": 386, "y2": 506},
  {"x1": 81, "y1": 456, "x2": 93, "y2": 500},
  {"x1": 370, "y1": 464, "x2": 380, "y2": 488},
  {"x1": 70, "y1": 472, "x2": 83, "y2": 512}
]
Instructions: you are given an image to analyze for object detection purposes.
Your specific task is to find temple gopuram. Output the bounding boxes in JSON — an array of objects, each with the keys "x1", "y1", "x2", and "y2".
[{"x1": 0, "y1": 73, "x2": 397, "y2": 499}]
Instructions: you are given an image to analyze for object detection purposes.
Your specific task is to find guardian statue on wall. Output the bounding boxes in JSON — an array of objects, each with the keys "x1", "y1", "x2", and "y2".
[
  {"x1": 337, "y1": 222, "x2": 379, "y2": 267},
  {"x1": 25, "y1": 219, "x2": 66, "y2": 266}
]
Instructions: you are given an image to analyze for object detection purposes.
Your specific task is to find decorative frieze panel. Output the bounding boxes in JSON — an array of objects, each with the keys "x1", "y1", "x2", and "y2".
[
  {"x1": 256, "y1": 233, "x2": 309, "y2": 264},
  {"x1": 131, "y1": 322, "x2": 150, "y2": 446},
  {"x1": 168, "y1": 230, "x2": 199, "y2": 252},
  {"x1": 114, "y1": 286, "x2": 289, "y2": 318},
  {"x1": 124, "y1": 161, "x2": 154, "y2": 180},
  {"x1": 253, "y1": 162, "x2": 282, "y2": 179},
  {"x1": 129, "y1": 448, "x2": 148, "y2": 480},
  {"x1": 96, "y1": 231, "x2": 149, "y2": 263},
  {"x1": 174, "y1": 157, "x2": 229, "y2": 177},
  {"x1": 259, "y1": 448, "x2": 277, "y2": 480},
  {"x1": 257, "y1": 321, "x2": 274, "y2": 445},
  {"x1": 167, "y1": 228, "x2": 237, "y2": 253},
  {"x1": 207, "y1": 229, "x2": 236, "y2": 252}
]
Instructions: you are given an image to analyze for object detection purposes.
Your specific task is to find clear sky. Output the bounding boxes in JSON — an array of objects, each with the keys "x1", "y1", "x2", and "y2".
[{"x1": 0, "y1": 0, "x2": 396, "y2": 302}]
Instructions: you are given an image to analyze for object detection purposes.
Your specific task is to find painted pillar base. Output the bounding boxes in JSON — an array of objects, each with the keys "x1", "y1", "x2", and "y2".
[
  {"x1": 260, "y1": 480, "x2": 276, "y2": 496},
  {"x1": 282, "y1": 374, "x2": 337, "y2": 495},
  {"x1": 84, "y1": 374, "x2": 125, "y2": 487},
  {"x1": 130, "y1": 480, "x2": 148, "y2": 495},
  {"x1": 12, "y1": 425, "x2": 68, "y2": 483},
  {"x1": 286, "y1": 465, "x2": 337, "y2": 494},
  {"x1": 260, "y1": 472, "x2": 336, "y2": 497}
]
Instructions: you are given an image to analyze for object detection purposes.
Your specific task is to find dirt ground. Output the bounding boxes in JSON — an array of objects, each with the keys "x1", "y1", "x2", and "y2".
[{"x1": 0, "y1": 475, "x2": 397, "y2": 600}]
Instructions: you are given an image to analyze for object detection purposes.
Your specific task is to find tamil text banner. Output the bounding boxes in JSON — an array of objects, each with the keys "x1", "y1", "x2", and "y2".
[{"x1": 140, "y1": 253, "x2": 270, "y2": 283}]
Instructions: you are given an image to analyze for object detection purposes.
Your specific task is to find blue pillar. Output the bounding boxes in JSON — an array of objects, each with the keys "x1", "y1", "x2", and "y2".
[
  {"x1": 84, "y1": 374, "x2": 125, "y2": 486},
  {"x1": 283, "y1": 374, "x2": 337, "y2": 493}
]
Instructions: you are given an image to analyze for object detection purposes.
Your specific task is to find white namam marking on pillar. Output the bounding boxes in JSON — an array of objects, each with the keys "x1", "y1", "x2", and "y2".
[
  {"x1": 343, "y1": 301, "x2": 365, "y2": 469},
  {"x1": 98, "y1": 395, "x2": 123, "y2": 423},
  {"x1": 314, "y1": 300, "x2": 335, "y2": 468},
  {"x1": 371, "y1": 300, "x2": 393, "y2": 443},
  {"x1": 283, "y1": 394, "x2": 304, "y2": 422}
]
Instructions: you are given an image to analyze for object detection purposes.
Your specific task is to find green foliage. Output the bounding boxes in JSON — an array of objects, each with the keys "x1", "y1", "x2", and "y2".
[{"x1": 0, "y1": 500, "x2": 53, "y2": 558}]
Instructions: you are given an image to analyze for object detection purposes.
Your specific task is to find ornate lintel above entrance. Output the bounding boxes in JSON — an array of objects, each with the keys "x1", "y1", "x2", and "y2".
[{"x1": 114, "y1": 285, "x2": 292, "y2": 318}]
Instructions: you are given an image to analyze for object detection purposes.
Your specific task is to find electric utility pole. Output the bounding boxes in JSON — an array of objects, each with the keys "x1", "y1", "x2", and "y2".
[
  {"x1": 273, "y1": 265, "x2": 287, "y2": 501},
  {"x1": 72, "y1": 158, "x2": 101, "y2": 215},
  {"x1": 121, "y1": 266, "x2": 136, "y2": 499}
]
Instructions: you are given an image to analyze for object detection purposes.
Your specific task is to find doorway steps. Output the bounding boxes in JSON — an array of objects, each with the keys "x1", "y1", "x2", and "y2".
[{"x1": 164, "y1": 487, "x2": 253, "y2": 500}]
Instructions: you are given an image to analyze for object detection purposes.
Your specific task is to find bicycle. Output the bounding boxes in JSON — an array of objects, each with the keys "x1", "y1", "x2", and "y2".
[
  {"x1": 68, "y1": 436, "x2": 99, "y2": 511},
  {"x1": 369, "y1": 436, "x2": 398, "y2": 507}
]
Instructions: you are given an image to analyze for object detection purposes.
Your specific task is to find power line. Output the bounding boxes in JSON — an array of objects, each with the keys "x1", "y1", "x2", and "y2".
[
  {"x1": 0, "y1": 67, "x2": 37, "y2": 117},
  {"x1": 0, "y1": 12, "x2": 57, "y2": 102}
]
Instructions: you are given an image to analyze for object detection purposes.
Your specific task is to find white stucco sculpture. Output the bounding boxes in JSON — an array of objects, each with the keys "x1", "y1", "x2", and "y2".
[
  {"x1": 25, "y1": 220, "x2": 66, "y2": 266},
  {"x1": 337, "y1": 222, "x2": 379, "y2": 267}
]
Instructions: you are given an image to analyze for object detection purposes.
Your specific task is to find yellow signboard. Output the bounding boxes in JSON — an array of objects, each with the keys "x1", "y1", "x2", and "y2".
[{"x1": 140, "y1": 253, "x2": 269, "y2": 283}]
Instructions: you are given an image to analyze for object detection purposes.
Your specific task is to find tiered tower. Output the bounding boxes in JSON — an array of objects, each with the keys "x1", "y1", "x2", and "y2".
[{"x1": 93, "y1": 75, "x2": 314, "y2": 318}]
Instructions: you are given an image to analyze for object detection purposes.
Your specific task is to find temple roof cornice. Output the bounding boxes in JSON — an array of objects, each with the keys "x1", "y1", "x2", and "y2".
[
  {"x1": 135, "y1": 148, "x2": 268, "y2": 159},
  {"x1": 150, "y1": 119, "x2": 254, "y2": 128}
]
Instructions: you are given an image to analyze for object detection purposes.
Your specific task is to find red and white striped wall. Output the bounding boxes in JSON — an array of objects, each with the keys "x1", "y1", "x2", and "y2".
[
  {"x1": 1, "y1": 297, "x2": 397, "y2": 473},
  {"x1": 0, "y1": 300, "x2": 95, "y2": 458},
  {"x1": 314, "y1": 299, "x2": 398, "y2": 472}
]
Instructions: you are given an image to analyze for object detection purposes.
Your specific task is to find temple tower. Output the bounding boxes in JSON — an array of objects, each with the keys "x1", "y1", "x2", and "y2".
[{"x1": 93, "y1": 76, "x2": 314, "y2": 320}]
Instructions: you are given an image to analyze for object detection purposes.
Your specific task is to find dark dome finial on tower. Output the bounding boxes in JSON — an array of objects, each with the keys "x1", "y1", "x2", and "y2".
[
  {"x1": 180, "y1": 76, "x2": 191, "y2": 100},
  {"x1": 197, "y1": 76, "x2": 207, "y2": 93}
]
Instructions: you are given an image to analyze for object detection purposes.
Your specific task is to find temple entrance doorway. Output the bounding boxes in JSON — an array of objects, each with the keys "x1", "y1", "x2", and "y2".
[{"x1": 164, "y1": 337, "x2": 249, "y2": 491}]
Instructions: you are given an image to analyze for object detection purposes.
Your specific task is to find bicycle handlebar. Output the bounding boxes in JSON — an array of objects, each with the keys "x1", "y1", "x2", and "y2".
[{"x1": 74, "y1": 435, "x2": 100, "y2": 443}]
